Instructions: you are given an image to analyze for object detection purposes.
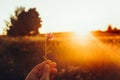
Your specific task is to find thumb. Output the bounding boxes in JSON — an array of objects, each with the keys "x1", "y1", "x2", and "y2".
[{"x1": 40, "y1": 64, "x2": 50, "y2": 80}]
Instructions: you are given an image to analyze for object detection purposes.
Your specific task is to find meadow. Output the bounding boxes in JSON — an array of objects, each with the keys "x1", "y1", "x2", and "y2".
[{"x1": 0, "y1": 33, "x2": 120, "y2": 80}]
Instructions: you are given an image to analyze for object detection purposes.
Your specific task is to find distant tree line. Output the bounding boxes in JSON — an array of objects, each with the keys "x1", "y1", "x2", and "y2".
[
  {"x1": 5, "y1": 7, "x2": 42, "y2": 36},
  {"x1": 91, "y1": 24, "x2": 120, "y2": 36},
  {"x1": 106, "y1": 24, "x2": 120, "y2": 33}
]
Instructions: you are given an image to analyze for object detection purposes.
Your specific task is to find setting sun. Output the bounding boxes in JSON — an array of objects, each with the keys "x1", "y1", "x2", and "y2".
[{"x1": 73, "y1": 28, "x2": 91, "y2": 36}]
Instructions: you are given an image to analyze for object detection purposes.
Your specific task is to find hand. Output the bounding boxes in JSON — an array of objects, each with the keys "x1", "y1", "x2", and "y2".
[{"x1": 25, "y1": 60, "x2": 57, "y2": 80}]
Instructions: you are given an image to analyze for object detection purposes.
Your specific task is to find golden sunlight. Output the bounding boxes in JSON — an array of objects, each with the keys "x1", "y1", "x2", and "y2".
[
  {"x1": 71, "y1": 32, "x2": 92, "y2": 47},
  {"x1": 74, "y1": 29, "x2": 90, "y2": 37},
  {"x1": 72, "y1": 28, "x2": 92, "y2": 43}
]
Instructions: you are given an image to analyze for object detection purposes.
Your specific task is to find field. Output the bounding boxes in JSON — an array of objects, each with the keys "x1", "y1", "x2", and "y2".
[{"x1": 0, "y1": 33, "x2": 120, "y2": 80}]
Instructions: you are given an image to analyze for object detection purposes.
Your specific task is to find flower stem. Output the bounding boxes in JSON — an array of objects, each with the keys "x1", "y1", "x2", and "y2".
[{"x1": 44, "y1": 38, "x2": 48, "y2": 60}]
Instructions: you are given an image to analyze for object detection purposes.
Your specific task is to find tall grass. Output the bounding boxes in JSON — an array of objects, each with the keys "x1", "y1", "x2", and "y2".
[{"x1": 0, "y1": 35, "x2": 120, "y2": 80}]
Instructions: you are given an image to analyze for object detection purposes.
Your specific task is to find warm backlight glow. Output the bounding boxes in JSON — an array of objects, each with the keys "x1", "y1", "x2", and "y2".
[
  {"x1": 73, "y1": 29, "x2": 90, "y2": 37},
  {"x1": 70, "y1": 32, "x2": 92, "y2": 47}
]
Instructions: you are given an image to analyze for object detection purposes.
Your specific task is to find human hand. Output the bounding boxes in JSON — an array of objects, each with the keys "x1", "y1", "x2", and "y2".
[{"x1": 25, "y1": 60, "x2": 57, "y2": 80}]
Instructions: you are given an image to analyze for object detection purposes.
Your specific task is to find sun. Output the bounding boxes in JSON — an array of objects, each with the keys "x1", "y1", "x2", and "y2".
[
  {"x1": 70, "y1": 28, "x2": 94, "y2": 46},
  {"x1": 73, "y1": 28, "x2": 91, "y2": 37},
  {"x1": 75, "y1": 30, "x2": 89, "y2": 36}
]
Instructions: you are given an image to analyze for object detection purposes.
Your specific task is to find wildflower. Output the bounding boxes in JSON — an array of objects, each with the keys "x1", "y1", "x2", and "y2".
[
  {"x1": 44, "y1": 32, "x2": 54, "y2": 60},
  {"x1": 46, "y1": 32, "x2": 54, "y2": 41}
]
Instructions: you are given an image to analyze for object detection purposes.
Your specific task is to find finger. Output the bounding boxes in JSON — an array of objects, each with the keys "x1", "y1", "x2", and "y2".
[
  {"x1": 51, "y1": 62, "x2": 57, "y2": 67},
  {"x1": 43, "y1": 64, "x2": 50, "y2": 75},
  {"x1": 51, "y1": 68, "x2": 57, "y2": 74},
  {"x1": 40, "y1": 64, "x2": 50, "y2": 80},
  {"x1": 49, "y1": 69, "x2": 57, "y2": 80},
  {"x1": 46, "y1": 60, "x2": 52, "y2": 64},
  {"x1": 49, "y1": 62, "x2": 57, "y2": 69},
  {"x1": 33, "y1": 60, "x2": 51, "y2": 72},
  {"x1": 27, "y1": 60, "x2": 51, "y2": 77}
]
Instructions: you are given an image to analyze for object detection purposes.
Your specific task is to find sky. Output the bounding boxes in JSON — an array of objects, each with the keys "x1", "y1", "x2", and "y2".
[{"x1": 0, "y1": 0, "x2": 120, "y2": 34}]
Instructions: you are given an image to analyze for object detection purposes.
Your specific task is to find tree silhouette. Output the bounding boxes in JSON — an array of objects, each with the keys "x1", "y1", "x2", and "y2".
[
  {"x1": 107, "y1": 24, "x2": 112, "y2": 32},
  {"x1": 6, "y1": 7, "x2": 42, "y2": 36}
]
